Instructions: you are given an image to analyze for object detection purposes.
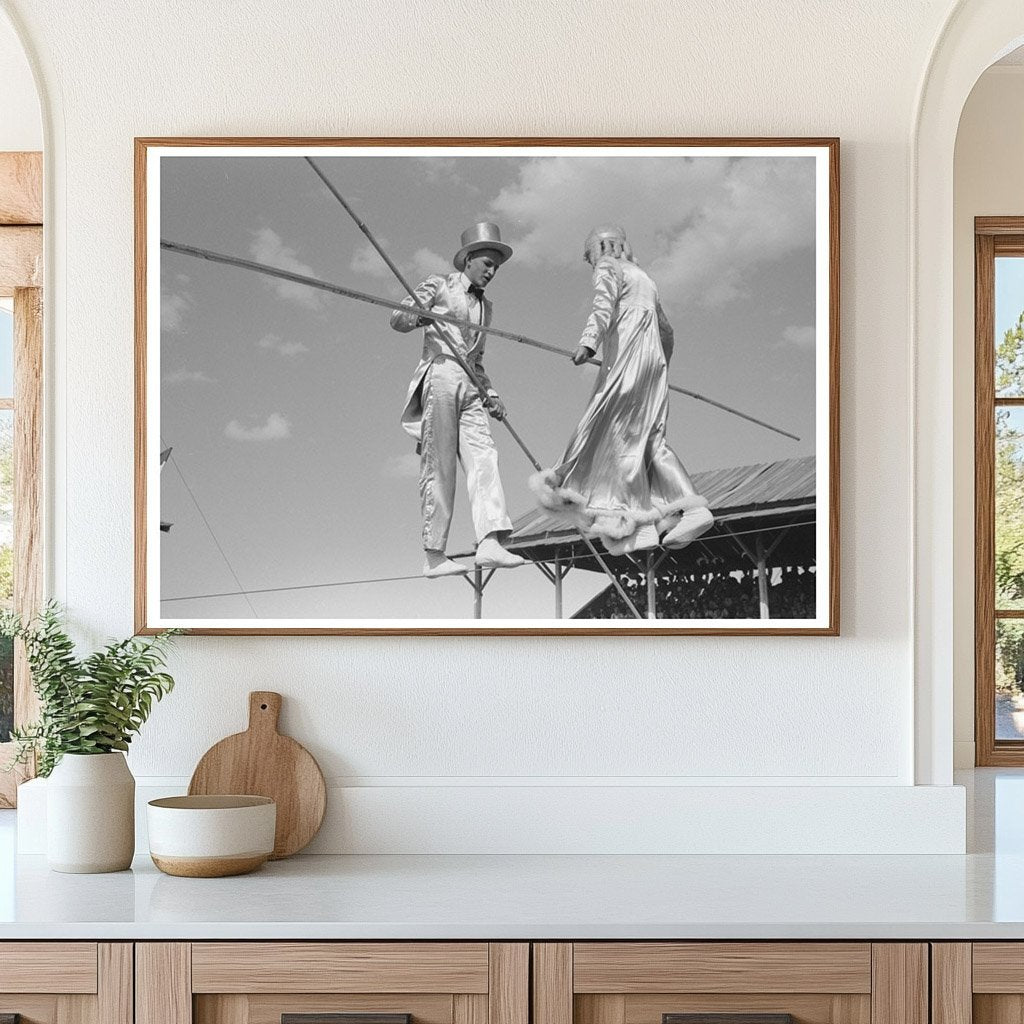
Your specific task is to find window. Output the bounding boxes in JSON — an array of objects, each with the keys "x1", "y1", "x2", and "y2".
[
  {"x1": 976, "y1": 219, "x2": 1024, "y2": 764},
  {"x1": 0, "y1": 288, "x2": 42, "y2": 807},
  {"x1": 0, "y1": 151, "x2": 43, "y2": 806}
]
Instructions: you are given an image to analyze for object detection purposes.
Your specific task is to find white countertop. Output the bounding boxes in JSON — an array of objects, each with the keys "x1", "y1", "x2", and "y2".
[
  {"x1": 2, "y1": 769, "x2": 1023, "y2": 941},
  {"x1": 1, "y1": 849, "x2": 1023, "y2": 940}
]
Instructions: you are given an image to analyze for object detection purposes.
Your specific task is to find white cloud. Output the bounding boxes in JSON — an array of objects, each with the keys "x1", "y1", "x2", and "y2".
[
  {"x1": 781, "y1": 325, "x2": 816, "y2": 348},
  {"x1": 162, "y1": 290, "x2": 192, "y2": 332},
  {"x1": 225, "y1": 413, "x2": 292, "y2": 442},
  {"x1": 166, "y1": 367, "x2": 215, "y2": 385},
  {"x1": 381, "y1": 452, "x2": 421, "y2": 479},
  {"x1": 350, "y1": 240, "x2": 448, "y2": 283},
  {"x1": 489, "y1": 156, "x2": 816, "y2": 307},
  {"x1": 249, "y1": 228, "x2": 322, "y2": 310},
  {"x1": 258, "y1": 332, "x2": 309, "y2": 357},
  {"x1": 410, "y1": 247, "x2": 449, "y2": 279},
  {"x1": 350, "y1": 239, "x2": 389, "y2": 278},
  {"x1": 415, "y1": 157, "x2": 481, "y2": 194}
]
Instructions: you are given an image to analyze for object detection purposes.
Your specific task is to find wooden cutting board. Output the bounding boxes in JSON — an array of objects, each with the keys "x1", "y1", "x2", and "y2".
[{"x1": 188, "y1": 691, "x2": 326, "y2": 859}]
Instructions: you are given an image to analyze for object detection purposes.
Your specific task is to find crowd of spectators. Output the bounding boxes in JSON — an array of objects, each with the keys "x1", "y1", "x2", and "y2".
[{"x1": 579, "y1": 563, "x2": 817, "y2": 619}]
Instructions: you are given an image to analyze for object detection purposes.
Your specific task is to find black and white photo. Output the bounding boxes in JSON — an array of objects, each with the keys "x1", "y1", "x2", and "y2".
[{"x1": 136, "y1": 139, "x2": 838, "y2": 634}]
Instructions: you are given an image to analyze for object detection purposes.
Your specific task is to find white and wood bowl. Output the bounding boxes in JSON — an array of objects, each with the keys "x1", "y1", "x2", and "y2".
[{"x1": 147, "y1": 795, "x2": 276, "y2": 877}]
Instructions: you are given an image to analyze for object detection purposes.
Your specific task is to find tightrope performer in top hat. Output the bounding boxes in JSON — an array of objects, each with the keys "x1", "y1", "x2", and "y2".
[
  {"x1": 390, "y1": 222, "x2": 525, "y2": 578},
  {"x1": 532, "y1": 225, "x2": 714, "y2": 557}
]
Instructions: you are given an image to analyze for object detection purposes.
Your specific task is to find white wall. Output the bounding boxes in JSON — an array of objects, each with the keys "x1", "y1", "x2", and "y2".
[
  {"x1": 0, "y1": 10, "x2": 39, "y2": 152},
  {"x1": 952, "y1": 66, "x2": 1024, "y2": 767},
  {"x1": 1, "y1": 0, "x2": 973, "y2": 852}
]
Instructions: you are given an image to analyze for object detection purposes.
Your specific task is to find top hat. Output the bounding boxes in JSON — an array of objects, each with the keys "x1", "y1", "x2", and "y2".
[{"x1": 453, "y1": 222, "x2": 513, "y2": 271}]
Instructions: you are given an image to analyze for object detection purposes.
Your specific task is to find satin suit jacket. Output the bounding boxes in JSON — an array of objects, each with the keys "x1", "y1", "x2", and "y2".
[{"x1": 390, "y1": 272, "x2": 494, "y2": 442}]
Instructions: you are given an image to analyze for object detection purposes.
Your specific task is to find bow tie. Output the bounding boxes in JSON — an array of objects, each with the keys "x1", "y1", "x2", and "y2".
[{"x1": 468, "y1": 284, "x2": 485, "y2": 298}]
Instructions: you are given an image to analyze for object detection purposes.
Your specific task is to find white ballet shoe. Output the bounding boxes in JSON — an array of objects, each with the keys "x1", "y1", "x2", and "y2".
[
  {"x1": 661, "y1": 506, "x2": 715, "y2": 549},
  {"x1": 475, "y1": 537, "x2": 525, "y2": 569},
  {"x1": 423, "y1": 557, "x2": 469, "y2": 578}
]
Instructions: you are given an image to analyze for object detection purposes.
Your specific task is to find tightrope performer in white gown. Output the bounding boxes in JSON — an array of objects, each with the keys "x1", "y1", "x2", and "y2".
[
  {"x1": 532, "y1": 225, "x2": 714, "y2": 557},
  {"x1": 391, "y1": 222, "x2": 525, "y2": 578}
]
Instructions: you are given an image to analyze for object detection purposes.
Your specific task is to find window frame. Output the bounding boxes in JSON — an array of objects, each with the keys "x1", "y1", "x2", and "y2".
[
  {"x1": 975, "y1": 217, "x2": 1024, "y2": 765},
  {"x1": 0, "y1": 152, "x2": 43, "y2": 807}
]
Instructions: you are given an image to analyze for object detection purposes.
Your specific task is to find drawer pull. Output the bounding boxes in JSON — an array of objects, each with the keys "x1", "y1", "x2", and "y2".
[
  {"x1": 664, "y1": 1016, "x2": 794, "y2": 1024},
  {"x1": 283, "y1": 1016, "x2": 411, "y2": 1024}
]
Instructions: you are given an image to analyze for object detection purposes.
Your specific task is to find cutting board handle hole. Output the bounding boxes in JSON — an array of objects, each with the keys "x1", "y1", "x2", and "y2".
[{"x1": 260, "y1": 703, "x2": 268, "y2": 710}]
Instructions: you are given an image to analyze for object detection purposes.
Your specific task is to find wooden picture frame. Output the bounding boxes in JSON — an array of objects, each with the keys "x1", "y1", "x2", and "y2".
[{"x1": 135, "y1": 137, "x2": 839, "y2": 635}]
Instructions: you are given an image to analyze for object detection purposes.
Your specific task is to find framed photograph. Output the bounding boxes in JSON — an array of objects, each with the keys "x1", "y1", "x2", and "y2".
[{"x1": 135, "y1": 137, "x2": 838, "y2": 635}]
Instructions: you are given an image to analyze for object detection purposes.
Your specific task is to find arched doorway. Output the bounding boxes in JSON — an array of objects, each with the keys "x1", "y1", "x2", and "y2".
[{"x1": 914, "y1": 1, "x2": 1024, "y2": 785}]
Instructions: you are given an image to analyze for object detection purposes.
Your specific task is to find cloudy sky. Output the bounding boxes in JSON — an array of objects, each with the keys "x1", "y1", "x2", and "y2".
[
  {"x1": 997, "y1": 256, "x2": 1024, "y2": 387},
  {"x1": 156, "y1": 150, "x2": 820, "y2": 621}
]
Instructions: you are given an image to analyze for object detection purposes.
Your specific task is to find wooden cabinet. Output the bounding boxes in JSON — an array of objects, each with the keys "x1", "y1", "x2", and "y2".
[
  {"x1": 0, "y1": 943, "x2": 132, "y2": 1024},
  {"x1": 932, "y1": 943, "x2": 1024, "y2": 1024},
  {"x1": 0, "y1": 938, "x2": 948, "y2": 1024},
  {"x1": 532, "y1": 944, "x2": 928, "y2": 1024},
  {"x1": 136, "y1": 944, "x2": 528, "y2": 1024}
]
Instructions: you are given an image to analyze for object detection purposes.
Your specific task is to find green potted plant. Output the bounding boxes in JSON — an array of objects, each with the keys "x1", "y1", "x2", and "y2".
[{"x1": 2, "y1": 602, "x2": 179, "y2": 873}]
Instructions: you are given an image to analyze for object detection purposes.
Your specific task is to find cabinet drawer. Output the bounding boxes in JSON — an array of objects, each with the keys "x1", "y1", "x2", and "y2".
[
  {"x1": 0, "y1": 943, "x2": 130, "y2": 1024},
  {"x1": 973, "y1": 944, "x2": 1024, "y2": 992},
  {"x1": 534, "y1": 944, "x2": 926, "y2": 1024},
  {"x1": 191, "y1": 944, "x2": 491, "y2": 993},
  {"x1": 936, "y1": 942, "x2": 1024, "y2": 1024},
  {"x1": 139, "y1": 942, "x2": 528, "y2": 1024},
  {"x1": 572, "y1": 944, "x2": 871, "y2": 994},
  {"x1": 0, "y1": 942, "x2": 98, "y2": 994}
]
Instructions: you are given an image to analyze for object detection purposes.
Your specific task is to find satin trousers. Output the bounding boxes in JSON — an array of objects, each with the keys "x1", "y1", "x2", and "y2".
[{"x1": 419, "y1": 358, "x2": 513, "y2": 551}]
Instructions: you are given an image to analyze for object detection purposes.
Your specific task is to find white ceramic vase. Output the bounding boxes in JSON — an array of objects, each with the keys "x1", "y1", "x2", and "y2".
[{"x1": 46, "y1": 752, "x2": 135, "y2": 873}]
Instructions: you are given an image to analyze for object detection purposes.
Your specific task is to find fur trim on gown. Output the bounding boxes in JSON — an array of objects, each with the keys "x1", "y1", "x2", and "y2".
[{"x1": 530, "y1": 470, "x2": 710, "y2": 555}]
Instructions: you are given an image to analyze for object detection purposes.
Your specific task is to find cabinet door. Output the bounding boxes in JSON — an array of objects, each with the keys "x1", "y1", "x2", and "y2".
[
  {"x1": 940, "y1": 942, "x2": 1024, "y2": 1024},
  {"x1": 0, "y1": 943, "x2": 131, "y2": 1024},
  {"x1": 534, "y1": 944, "x2": 927, "y2": 1024},
  {"x1": 137, "y1": 943, "x2": 528, "y2": 1024}
]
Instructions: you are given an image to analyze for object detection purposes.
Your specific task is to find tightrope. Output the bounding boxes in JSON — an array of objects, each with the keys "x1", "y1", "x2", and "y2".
[{"x1": 160, "y1": 238, "x2": 800, "y2": 442}]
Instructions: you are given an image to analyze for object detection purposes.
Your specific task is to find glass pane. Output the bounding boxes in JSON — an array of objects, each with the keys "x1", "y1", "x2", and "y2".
[
  {"x1": 997, "y1": 620, "x2": 1024, "y2": 740},
  {"x1": 0, "y1": 306, "x2": 12, "y2": 398},
  {"x1": 0, "y1": 410, "x2": 12, "y2": 742},
  {"x1": 996, "y1": 257, "x2": 1024, "y2": 397},
  {"x1": 997, "y1": 407, "x2": 1024, "y2": 610}
]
